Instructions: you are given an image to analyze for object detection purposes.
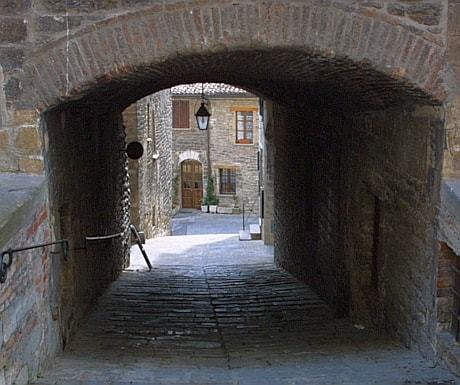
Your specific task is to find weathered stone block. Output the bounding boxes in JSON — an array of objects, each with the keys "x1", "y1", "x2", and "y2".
[
  {"x1": 36, "y1": 15, "x2": 83, "y2": 33},
  {"x1": 0, "y1": 131, "x2": 9, "y2": 150},
  {"x1": 217, "y1": 207, "x2": 233, "y2": 214},
  {"x1": 15, "y1": 127, "x2": 40, "y2": 153},
  {"x1": 360, "y1": 0, "x2": 383, "y2": 9},
  {"x1": 36, "y1": 0, "x2": 119, "y2": 12},
  {"x1": 13, "y1": 366, "x2": 28, "y2": 385},
  {"x1": 14, "y1": 110, "x2": 37, "y2": 127},
  {"x1": 0, "y1": 0, "x2": 31, "y2": 15},
  {"x1": 0, "y1": 48, "x2": 25, "y2": 72},
  {"x1": 4, "y1": 78, "x2": 22, "y2": 99},
  {"x1": 449, "y1": 4, "x2": 460, "y2": 36},
  {"x1": 448, "y1": 35, "x2": 460, "y2": 66},
  {"x1": 0, "y1": 18, "x2": 27, "y2": 43},
  {"x1": 387, "y1": 3, "x2": 405, "y2": 16},
  {"x1": 0, "y1": 153, "x2": 18, "y2": 172},
  {"x1": 121, "y1": 0, "x2": 154, "y2": 7},
  {"x1": 18, "y1": 158, "x2": 43, "y2": 174},
  {"x1": 406, "y1": 3, "x2": 442, "y2": 26}
]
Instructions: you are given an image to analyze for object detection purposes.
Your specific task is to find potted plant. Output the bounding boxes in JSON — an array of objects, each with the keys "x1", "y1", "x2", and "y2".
[
  {"x1": 209, "y1": 196, "x2": 219, "y2": 213},
  {"x1": 206, "y1": 176, "x2": 219, "y2": 213},
  {"x1": 201, "y1": 197, "x2": 208, "y2": 213}
]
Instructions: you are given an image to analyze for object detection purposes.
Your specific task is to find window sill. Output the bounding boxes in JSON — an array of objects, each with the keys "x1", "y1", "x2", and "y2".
[{"x1": 235, "y1": 142, "x2": 254, "y2": 146}]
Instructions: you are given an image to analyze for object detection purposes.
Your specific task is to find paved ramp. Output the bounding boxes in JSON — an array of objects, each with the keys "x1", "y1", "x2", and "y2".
[{"x1": 32, "y1": 264, "x2": 458, "y2": 385}]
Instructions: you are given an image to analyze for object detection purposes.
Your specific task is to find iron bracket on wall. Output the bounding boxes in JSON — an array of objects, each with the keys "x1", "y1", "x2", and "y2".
[{"x1": 0, "y1": 240, "x2": 69, "y2": 284}]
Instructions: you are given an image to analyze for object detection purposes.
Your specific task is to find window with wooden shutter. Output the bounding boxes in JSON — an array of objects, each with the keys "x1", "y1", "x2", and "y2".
[
  {"x1": 235, "y1": 111, "x2": 254, "y2": 144},
  {"x1": 172, "y1": 100, "x2": 190, "y2": 128}
]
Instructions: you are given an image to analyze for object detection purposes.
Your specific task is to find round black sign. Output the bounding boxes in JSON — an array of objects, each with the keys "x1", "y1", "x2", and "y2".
[{"x1": 126, "y1": 141, "x2": 144, "y2": 160}]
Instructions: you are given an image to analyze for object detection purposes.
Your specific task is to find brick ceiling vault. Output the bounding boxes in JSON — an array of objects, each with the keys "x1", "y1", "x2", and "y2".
[{"x1": 22, "y1": 1, "x2": 446, "y2": 112}]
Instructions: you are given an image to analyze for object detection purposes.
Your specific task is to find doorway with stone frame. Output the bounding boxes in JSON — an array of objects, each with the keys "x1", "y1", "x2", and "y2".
[{"x1": 181, "y1": 160, "x2": 203, "y2": 209}]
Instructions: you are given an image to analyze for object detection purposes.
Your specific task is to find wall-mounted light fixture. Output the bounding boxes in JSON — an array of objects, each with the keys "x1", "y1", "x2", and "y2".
[{"x1": 195, "y1": 83, "x2": 211, "y2": 130}]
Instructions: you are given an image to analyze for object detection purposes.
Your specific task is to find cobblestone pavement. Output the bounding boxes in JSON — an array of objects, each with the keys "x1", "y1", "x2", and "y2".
[
  {"x1": 32, "y1": 215, "x2": 459, "y2": 384},
  {"x1": 32, "y1": 263, "x2": 458, "y2": 385}
]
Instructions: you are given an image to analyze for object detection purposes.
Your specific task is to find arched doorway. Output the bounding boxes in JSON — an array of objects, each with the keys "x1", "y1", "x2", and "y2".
[{"x1": 181, "y1": 160, "x2": 203, "y2": 209}]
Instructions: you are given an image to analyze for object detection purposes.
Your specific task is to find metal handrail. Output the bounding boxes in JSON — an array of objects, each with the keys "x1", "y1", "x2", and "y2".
[
  {"x1": 242, "y1": 198, "x2": 258, "y2": 231},
  {"x1": 0, "y1": 239, "x2": 69, "y2": 284},
  {"x1": 130, "y1": 224, "x2": 152, "y2": 271},
  {"x1": 85, "y1": 232, "x2": 123, "y2": 242}
]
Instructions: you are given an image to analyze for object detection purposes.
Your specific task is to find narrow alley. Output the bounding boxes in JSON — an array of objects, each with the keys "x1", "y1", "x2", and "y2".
[
  {"x1": 2, "y1": 3, "x2": 460, "y2": 384},
  {"x1": 31, "y1": 213, "x2": 458, "y2": 385}
]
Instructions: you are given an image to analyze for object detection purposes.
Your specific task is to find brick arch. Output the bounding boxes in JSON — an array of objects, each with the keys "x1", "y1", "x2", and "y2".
[
  {"x1": 24, "y1": 0, "x2": 445, "y2": 111},
  {"x1": 179, "y1": 150, "x2": 201, "y2": 165}
]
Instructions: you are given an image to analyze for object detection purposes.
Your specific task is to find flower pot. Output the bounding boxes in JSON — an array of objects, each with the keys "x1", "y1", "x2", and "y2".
[
  {"x1": 209, "y1": 205, "x2": 218, "y2": 213},
  {"x1": 201, "y1": 205, "x2": 209, "y2": 213},
  {"x1": 237, "y1": 138, "x2": 252, "y2": 144}
]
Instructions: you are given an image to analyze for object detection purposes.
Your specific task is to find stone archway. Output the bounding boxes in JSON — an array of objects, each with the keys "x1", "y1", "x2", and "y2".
[
  {"x1": 22, "y1": 1, "x2": 445, "y2": 111},
  {"x1": 19, "y1": 0, "x2": 446, "y2": 363},
  {"x1": 178, "y1": 150, "x2": 201, "y2": 165},
  {"x1": 0, "y1": 2, "x2": 455, "y2": 384}
]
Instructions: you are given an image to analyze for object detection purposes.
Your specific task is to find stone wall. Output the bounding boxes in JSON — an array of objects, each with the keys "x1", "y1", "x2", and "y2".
[
  {"x1": 135, "y1": 91, "x2": 173, "y2": 239},
  {"x1": 0, "y1": 0, "x2": 449, "y2": 177},
  {"x1": 0, "y1": 177, "x2": 60, "y2": 385},
  {"x1": 172, "y1": 95, "x2": 259, "y2": 213},
  {"x1": 172, "y1": 99, "x2": 208, "y2": 209},
  {"x1": 273, "y1": 102, "x2": 443, "y2": 356},
  {"x1": 0, "y1": 0, "x2": 454, "y2": 377},
  {"x1": 437, "y1": 242, "x2": 456, "y2": 334},
  {"x1": 442, "y1": 1, "x2": 460, "y2": 178},
  {"x1": 437, "y1": 179, "x2": 460, "y2": 373},
  {"x1": 43, "y1": 107, "x2": 130, "y2": 351},
  {"x1": 261, "y1": 100, "x2": 275, "y2": 245},
  {"x1": 344, "y1": 106, "x2": 442, "y2": 356},
  {"x1": 274, "y1": 104, "x2": 347, "y2": 315},
  {"x1": 210, "y1": 97, "x2": 259, "y2": 213},
  {"x1": 123, "y1": 104, "x2": 141, "y2": 231}
]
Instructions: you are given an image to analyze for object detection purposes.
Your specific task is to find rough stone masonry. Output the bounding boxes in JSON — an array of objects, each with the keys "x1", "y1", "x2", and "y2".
[{"x1": 0, "y1": 1, "x2": 459, "y2": 384}]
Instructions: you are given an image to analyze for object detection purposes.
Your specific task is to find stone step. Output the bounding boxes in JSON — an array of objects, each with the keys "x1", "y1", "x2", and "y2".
[
  {"x1": 239, "y1": 230, "x2": 251, "y2": 241},
  {"x1": 249, "y1": 224, "x2": 261, "y2": 240}
]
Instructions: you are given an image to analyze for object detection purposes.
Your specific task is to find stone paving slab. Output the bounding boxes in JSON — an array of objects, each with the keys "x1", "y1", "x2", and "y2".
[
  {"x1": 130, "y1": 211, "x2": 272, "y2": 270},
  {"x1": 171, "y1": 212, "x2": 258, "y2": 236},
  {"x1": 31, "y1": 264, "x2": 459, "y2": 385},
  {"x1": 128, "y1": 234, "x2": 274, "y2": 270}
]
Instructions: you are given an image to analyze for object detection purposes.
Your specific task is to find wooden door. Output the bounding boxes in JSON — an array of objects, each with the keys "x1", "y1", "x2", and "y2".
[{"x1": 181, "y1": 160, "x2": 203, "y2": 209}]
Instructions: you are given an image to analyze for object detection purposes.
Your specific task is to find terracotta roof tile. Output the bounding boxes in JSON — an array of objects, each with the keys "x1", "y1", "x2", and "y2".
[{"x1": 171, "y1": 83, "x2": 254, "y2": 97}]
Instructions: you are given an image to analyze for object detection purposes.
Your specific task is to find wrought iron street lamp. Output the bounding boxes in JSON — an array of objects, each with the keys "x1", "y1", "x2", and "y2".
[{"x1": 195, "y1": 83, "x2": 211, "y2": 130}]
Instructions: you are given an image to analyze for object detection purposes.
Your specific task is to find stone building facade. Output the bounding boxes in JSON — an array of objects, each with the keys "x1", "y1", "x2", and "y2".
[
  {"x1": 171, "y1": 84, "x2": 260, "y2": 215},
  {"x1": 123, "y1": 90, "x2": 173, "y2": 239}
]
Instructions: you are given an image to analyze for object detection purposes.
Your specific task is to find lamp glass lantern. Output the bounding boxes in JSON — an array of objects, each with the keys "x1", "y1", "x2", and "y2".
[{"x1": 195, "y1": 83, "x2": 211, "y2": 130}]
